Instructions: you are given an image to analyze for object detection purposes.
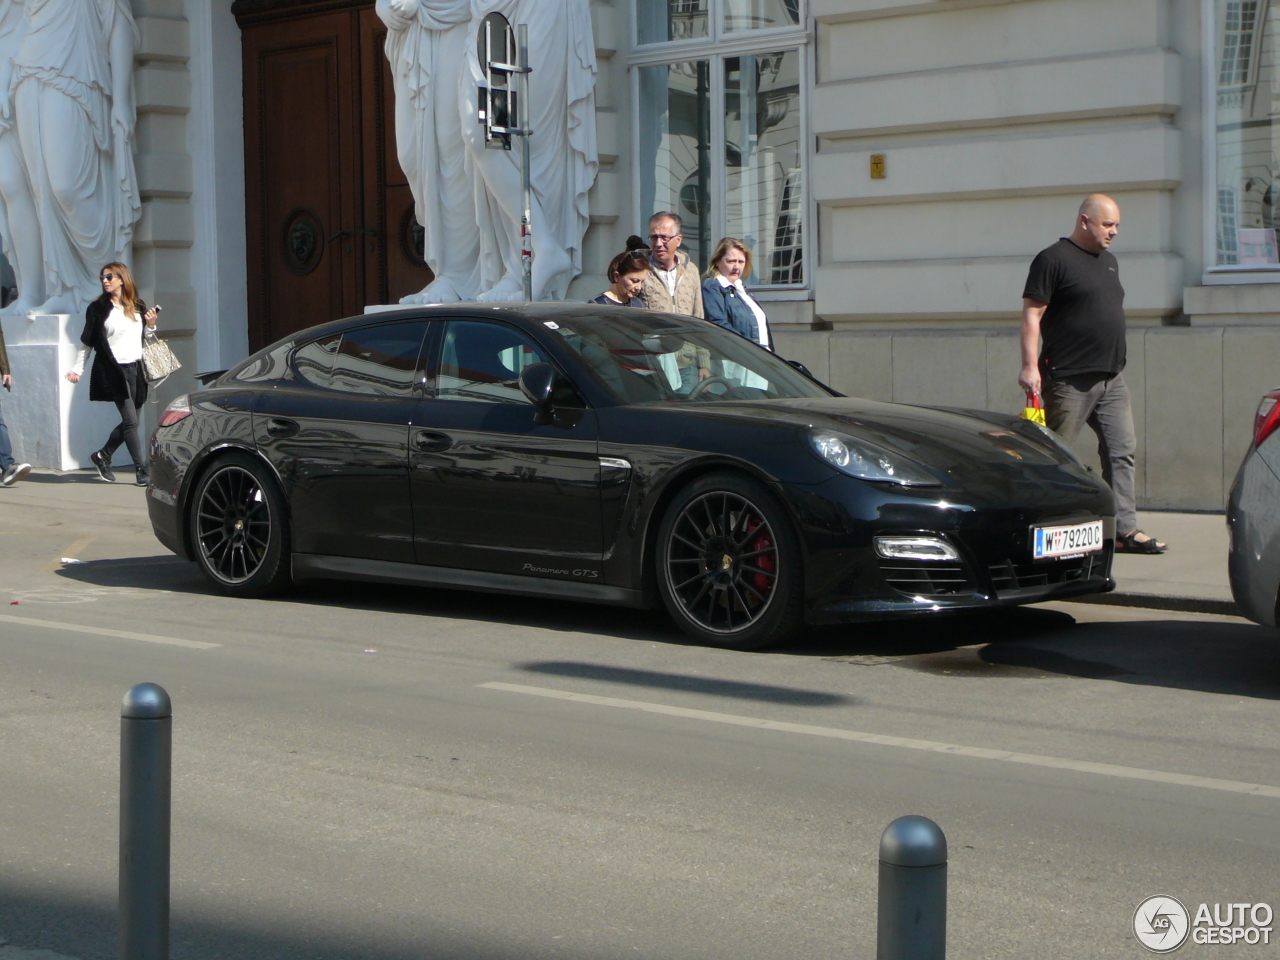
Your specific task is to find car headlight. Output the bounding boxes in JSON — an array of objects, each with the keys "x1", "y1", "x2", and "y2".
[{"x1": 809, "y1": 431, "x2": 939, "y2": 486}]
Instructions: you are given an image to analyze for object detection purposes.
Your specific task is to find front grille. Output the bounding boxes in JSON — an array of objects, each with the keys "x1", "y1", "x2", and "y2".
[
  {"x1": 879, "y1": 559, "x2": 975, "y2": 598},
  {"x1": 989, "y1": 550, "x2": 1108, "y2": 596}
]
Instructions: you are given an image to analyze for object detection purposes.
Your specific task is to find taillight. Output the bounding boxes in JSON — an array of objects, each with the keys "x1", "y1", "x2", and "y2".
[
  {"x1": 1254, "y1": 389, "x2": 1280, "y2": 448},
  {"x1": 158, "y1": 394, "x2": 191, "y2": 428}
]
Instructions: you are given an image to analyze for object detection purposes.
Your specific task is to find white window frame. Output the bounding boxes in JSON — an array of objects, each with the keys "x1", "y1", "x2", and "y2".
[
  {"x1": 1202, "y1": 0, "x2": 1280, "y2": 283},
  {"x1": 629, "y1": 0, "x2": 812, "y2": 298}
]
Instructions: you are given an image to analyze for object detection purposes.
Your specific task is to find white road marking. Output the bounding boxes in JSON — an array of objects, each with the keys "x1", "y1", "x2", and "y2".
[
  {"x1": 0, "y1": 614, "x2": 219, "y2": 650},
  {"x1": 480, "y1": 681, "x2": 1280, "y2": 800}
]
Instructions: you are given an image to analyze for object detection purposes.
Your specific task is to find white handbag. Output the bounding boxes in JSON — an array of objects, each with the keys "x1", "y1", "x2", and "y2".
[{"x1": 142, "y1": 326, "x2": 181, "y2": 387}]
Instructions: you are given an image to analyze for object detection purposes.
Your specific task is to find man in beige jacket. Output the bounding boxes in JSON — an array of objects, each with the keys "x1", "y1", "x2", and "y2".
[
  {"x1": 638, "y1": 211, "x2": 703, "y2": 316},
  {"x1": 637, "y1": 211, "x2": 709, "y2": 384}
]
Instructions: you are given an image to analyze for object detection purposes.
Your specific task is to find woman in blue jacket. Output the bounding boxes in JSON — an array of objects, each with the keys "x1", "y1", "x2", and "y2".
[{"x1": 701, "y1": 238, "x2": 771, "y2": 350}]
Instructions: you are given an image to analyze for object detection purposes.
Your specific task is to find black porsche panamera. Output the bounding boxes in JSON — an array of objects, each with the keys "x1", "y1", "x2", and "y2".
[{"x1": 147, "y1": 303, "x2": 1115, "y2": 649}]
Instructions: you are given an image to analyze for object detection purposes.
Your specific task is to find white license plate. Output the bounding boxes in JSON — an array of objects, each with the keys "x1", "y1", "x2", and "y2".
[{"x1": 1032, "y1": 520, "x2": 1105, "y2": 560}]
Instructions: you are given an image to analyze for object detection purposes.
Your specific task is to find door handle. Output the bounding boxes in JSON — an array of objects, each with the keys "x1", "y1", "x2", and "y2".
[
  {"x1": 327, "y1": 229, "x2": 351, "y2": 243},
  {"x1": 361, "y1": 227, "x2": 377, "y2": 237},
  {"x1": 413, "y1": 430, "x2": 452, "y2": 452},
  {"x1": 265, "y1": 417, "x2": 300, "y2": 439}
]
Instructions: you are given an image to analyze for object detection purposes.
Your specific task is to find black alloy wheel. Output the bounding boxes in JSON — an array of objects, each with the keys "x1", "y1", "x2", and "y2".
[
  {"x1": 656, "y1": 472, "x2": 804, "y2": 650},
  {"x1": 190, "y1": 453, "x2": 291, "y2": 597}
]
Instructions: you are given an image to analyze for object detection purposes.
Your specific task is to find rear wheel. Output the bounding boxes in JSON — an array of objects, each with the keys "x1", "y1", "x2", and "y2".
[
  {"x1": 190, "y1": 453, "x2": 291, "y2": 597},
  {"x1": 656, "y1": 472, "x2": 804, "y2": 650}
]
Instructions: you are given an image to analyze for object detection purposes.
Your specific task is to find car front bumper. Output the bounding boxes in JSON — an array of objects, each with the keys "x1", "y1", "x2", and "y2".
[{"x1": 783, "y1": 478, "x2": 1116, "y2": 625}]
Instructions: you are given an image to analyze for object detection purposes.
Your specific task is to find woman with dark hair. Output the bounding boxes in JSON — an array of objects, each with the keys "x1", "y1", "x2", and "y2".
[
  {"x1": 65, "y1": 262, "x2": 159, "y2": 485},
  {"x1": 702, "y1": 237, "x2": 771, "y2": 350},
  {"x1": 592, "y1": 235, "x2": 649, "y2": 306}
]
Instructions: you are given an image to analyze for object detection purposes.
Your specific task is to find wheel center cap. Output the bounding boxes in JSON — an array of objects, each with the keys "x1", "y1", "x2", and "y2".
[{"x1": 720, "y1": 553, "x2": 733, "y2": 571}]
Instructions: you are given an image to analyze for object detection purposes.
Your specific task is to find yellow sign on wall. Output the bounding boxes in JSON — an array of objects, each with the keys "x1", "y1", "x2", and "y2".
[{"x1": 870, "y1": 154, "x2": 885, "y2": 179}]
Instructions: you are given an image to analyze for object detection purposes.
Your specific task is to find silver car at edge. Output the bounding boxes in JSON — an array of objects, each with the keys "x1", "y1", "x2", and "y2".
[{"x1": 1227, "y1": 386, "x2": 1280, "y2": 627}]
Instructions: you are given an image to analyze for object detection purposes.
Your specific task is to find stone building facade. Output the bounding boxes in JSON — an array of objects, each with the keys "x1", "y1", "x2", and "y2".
[{"x1": 122, "y1": 0, "x2": 1280, "y2": 509}]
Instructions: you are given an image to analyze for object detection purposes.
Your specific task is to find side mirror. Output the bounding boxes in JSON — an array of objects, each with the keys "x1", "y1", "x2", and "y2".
[{"x1": 518, "y1": 362, "x2": 557, "y2": 424}]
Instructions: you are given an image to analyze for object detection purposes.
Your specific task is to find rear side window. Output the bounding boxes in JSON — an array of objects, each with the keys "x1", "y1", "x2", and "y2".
[
  {"x1": 292, "y1": 335, "x2": 341, "y2": 388},
  {"x1": 329, "y1": 321, "x2": 429, "y2": 396},
  {"x1": 228, "y1": 340, "x2": 294, "y2": 383}
]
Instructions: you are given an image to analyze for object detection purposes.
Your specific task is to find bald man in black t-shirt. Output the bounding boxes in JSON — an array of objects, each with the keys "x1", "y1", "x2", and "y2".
[{"x1": 1019, "y1": 194, "x2": 1166, "y2": 553}]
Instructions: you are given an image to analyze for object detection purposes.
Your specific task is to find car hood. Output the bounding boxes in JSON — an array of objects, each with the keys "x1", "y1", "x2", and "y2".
[{"x1": 676, "y1": 397, "x2": 1103, "y2": 494}]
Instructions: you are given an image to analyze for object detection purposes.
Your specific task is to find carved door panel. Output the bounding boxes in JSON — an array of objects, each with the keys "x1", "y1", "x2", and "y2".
[
  {"x1": 240, "y1": 3, "x2": 434, "y2": 352},
  {"x1": 242, "y1": 12, "x2": 362, "y2": 349},
  {"x1": 359, "y1": 8, "x2": 435, "y2": 306}
]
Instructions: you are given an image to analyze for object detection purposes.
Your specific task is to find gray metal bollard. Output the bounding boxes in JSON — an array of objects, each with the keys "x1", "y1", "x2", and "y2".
[
  {"x1": 877, "y1": 815, "x2": 947, "y2": 960},
  {"x1": 119, "y1": 683, "x2": 172, "y2": 960}
]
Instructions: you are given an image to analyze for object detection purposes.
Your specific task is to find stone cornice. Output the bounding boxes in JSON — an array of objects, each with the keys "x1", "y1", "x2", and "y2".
[{"x1": 231, "y1": 0, "x2": 373, "y2": 26}]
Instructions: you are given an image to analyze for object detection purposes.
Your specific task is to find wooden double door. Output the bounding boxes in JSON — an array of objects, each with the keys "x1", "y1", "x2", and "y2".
[{"x1": 239, "y1": 2, "x2": 434, "y2": 350}]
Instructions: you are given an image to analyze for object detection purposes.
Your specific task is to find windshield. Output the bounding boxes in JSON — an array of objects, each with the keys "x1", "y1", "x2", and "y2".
[{"x1": 544, "y1": 312, "x2": 832, "y2": 405}]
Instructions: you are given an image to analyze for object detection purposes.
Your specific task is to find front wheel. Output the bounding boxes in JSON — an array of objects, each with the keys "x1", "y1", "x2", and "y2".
[
  {"x1": 655, "y1": 472, "x2": 804, "y2": 650},
  {"x1": 189, "y1": 453, "x2": 292, "y2": 597}
]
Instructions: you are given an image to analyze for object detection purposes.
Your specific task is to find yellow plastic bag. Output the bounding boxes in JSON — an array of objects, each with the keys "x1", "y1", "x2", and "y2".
[{"x1": 1021, "y1": 391, "x2": 1047, "y2": 427}]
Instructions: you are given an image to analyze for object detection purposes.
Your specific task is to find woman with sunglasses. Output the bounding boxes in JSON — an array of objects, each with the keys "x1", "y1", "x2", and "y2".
[{"x1": 64, "y1": 263, "x2": 159, "y2": 485}]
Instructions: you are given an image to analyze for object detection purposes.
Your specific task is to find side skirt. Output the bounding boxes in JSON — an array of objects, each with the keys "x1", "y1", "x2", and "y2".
[{"x1": 291, "y1": 554, "x2": 648, "y2": 608}]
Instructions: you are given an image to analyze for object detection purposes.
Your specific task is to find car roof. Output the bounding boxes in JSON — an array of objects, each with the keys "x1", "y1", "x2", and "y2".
[{"x1": 293, "y1": 302, "x2": 704, "y2": 343}]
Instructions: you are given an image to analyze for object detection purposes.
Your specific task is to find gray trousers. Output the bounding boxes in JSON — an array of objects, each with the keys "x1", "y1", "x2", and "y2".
[{"x1": 1043, "y1": 370, "x2": 1138, "y2": 536}]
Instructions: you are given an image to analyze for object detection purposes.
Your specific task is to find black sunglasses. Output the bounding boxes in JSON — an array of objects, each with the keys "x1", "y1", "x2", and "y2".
[{"x1": 100, "y1": 272, "x2": 118, "y2": 281}]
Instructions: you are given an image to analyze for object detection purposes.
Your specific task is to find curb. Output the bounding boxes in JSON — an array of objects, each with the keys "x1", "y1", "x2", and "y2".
[{"x1": 1071, "y1": 591, "x2": 1240, "y2": 618}]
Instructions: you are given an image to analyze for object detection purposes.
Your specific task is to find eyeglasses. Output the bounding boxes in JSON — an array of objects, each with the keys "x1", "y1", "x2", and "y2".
[
  {"x1": 648, "y1": 233, "x2": 680, "y2": 244},
  {"x1": 100, "y1": 273, "x2": 117, "y2": 281}
]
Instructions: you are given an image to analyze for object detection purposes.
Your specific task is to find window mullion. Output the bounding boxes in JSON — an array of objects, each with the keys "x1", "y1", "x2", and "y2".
[{"x1": 710, "y1": 53, "x2": 727, "y2": 264}]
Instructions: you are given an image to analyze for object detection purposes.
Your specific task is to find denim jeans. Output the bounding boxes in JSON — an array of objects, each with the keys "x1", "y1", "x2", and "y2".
[
  {"x1": 1042, "y1": 370, "x2": 1138, "y2": 535},
  {"x1": 0, "y1": 395, "x2": 13, "y2": 470}
]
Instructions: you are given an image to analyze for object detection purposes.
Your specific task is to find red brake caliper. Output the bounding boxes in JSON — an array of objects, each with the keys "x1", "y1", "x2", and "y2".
[{"x1": 745, "y1": 516, "x2": 774, "y2": 596}]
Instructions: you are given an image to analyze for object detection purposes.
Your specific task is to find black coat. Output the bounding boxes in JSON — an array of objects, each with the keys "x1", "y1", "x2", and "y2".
[{"x1": 81, "y1": 297, "x2": 149, "y2": 404}]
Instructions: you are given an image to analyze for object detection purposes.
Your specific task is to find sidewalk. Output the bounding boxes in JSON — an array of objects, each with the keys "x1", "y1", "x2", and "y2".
[
  {"x1": 1, "y1": 473, "x2": 1239, "y2": 616},
  {"x1": 1082, "y1": 510, "x2": 1237, "y2": 616}
]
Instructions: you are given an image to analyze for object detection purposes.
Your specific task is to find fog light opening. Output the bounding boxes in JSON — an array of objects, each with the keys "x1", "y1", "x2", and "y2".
[{"x1": 874, "y1": 536, "x2": 959, "y2": 562}]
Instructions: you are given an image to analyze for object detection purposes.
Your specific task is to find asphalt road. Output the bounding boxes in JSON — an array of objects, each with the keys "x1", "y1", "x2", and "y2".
[{"x1": 2, "y1": 475, "x2": 1279, "y2": 960}]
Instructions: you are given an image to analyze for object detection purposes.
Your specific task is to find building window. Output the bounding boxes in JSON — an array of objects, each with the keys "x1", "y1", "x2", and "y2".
[
  {"x1": 637, "y1": 0, "x2": 709, "y2": 45},
  {"x1": 1218, "y1": 188, "x2": 1240, "y2": 265},
  {"x1": 1211, "y1": 0, "x2": 1280, "y2": 270},
  {"x1": 639, "y1": 61, "x2": 712, "y2": 268},
  {"x1": 633, "y1": 0, "x2": 807, "y2": 288},
  {"x1": 724, "y1": 0, "x2": 801, "y2": 33},
  {"x1": 1219, "y1": 1, "x2": 1259, "y2": 85}
]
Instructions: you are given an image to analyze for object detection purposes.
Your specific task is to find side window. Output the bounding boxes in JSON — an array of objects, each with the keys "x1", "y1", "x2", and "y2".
[
  {"x1": 329, "y1": 322, "x2": 429, "y2": 396},
  {"x1": 437, "y1": 320, "x2": 547, "y2": 404},
  {"x1": 292, "y1": 334, "x2": 341, "y2": 388}
]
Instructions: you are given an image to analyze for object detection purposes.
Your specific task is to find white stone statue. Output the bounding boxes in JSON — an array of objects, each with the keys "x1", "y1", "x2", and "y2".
[
  {"x1": 7, "y1": 0, "x2": 140, "y2": 315},
  {"x1": 0, "y1": 0, "x2": 44, "y2": 315},
  {"x1": 462, "y1": 0, "x2": 597, "y2": 302},
  {"x1": 377, "y1": 0, "x2": 483, "y2": 303},
  {"x1": 376, "y1": 0, "x2": 597, "y2": 303}
]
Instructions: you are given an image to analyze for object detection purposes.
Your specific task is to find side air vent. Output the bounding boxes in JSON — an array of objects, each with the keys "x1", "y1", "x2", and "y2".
[{"x1": 879, "y1": 559, "x2": 975, "y2": 598}]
